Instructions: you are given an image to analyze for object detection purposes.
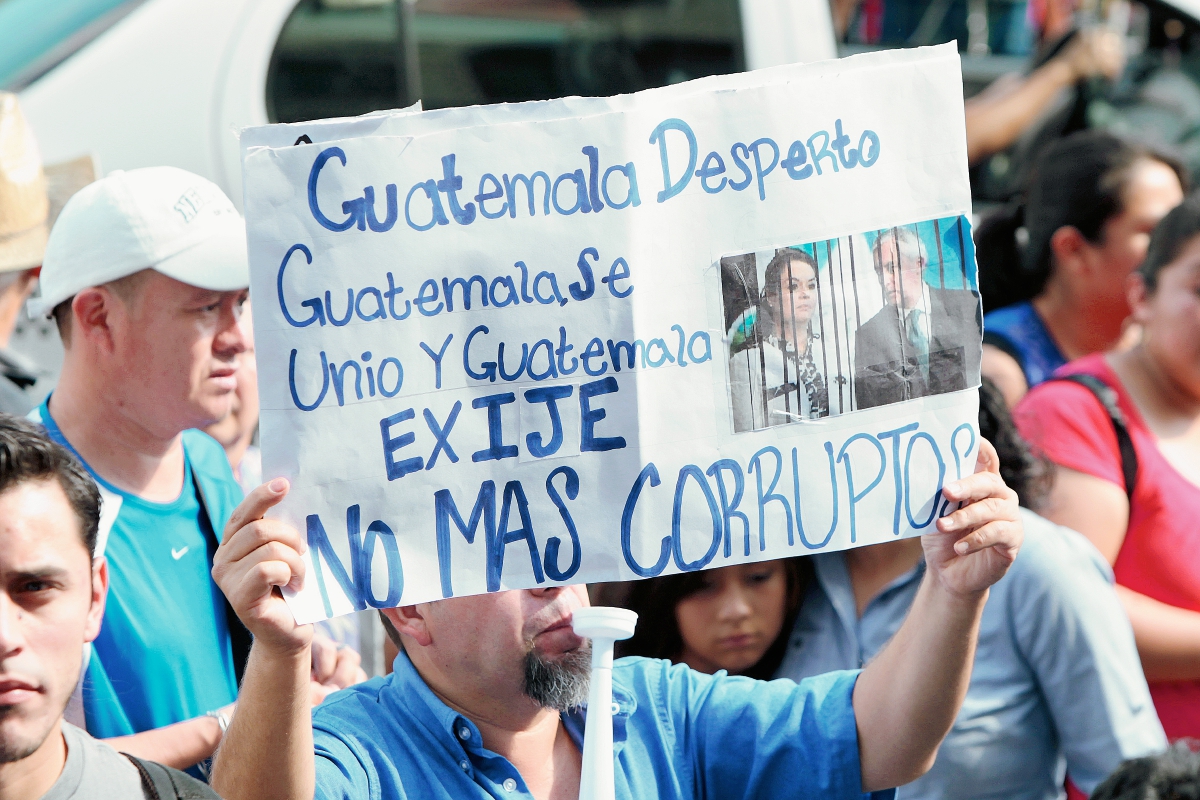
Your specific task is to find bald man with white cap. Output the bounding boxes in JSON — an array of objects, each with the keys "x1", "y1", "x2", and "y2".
[{"x1": 28, "y1": 166, "x2": 363, "y2": 777}]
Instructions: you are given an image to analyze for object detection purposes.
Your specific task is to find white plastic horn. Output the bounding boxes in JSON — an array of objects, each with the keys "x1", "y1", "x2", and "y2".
[{"x1": 572, "y1": 606, "x2": 638, "y2": 800}]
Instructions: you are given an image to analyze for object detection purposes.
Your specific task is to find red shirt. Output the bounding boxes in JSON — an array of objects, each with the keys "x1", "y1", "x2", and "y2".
[{"x1": 1016, "y1": 353, "x2": 1200, "y2": 740}]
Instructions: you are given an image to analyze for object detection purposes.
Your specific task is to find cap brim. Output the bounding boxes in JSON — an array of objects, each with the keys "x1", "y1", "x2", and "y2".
[
  {"x1": 3, "y1": 156, "x2": 95, "y2": 280},
  {"x1": 152, "y1": 216, "x2": 249, "y2": 293},
  {"x1": 0, "y1": 223, "x2": 48, "y2": 274},
  {"x1": 44, "y1": 155, "x2": 97, "y2": 229}
]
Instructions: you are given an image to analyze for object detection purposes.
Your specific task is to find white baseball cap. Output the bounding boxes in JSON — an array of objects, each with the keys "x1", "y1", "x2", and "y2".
[{"x1": 30, "y1": 166, "x2": 249, "y2": 317}]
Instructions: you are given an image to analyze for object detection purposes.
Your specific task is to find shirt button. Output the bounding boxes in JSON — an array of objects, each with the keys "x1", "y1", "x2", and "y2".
[
  {"x1": 503, "y1": 778, "x2": 517, "y2": 792},
  {"x1": 458, "y1": 726, "x2": 471, "y2": 740},
  {"x1": 459, "y1": 760, "x2": 470, "y2": 772},
  {"x1": 610, "y1": 702, "x2": 621, "y2": 714}
]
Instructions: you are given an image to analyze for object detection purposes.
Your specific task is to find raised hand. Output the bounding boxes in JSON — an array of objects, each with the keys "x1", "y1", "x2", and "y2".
[
  {"x1": 1063, "y1": 27, "x2": 1125, "y2": 83},
  {"x1": 922, "y1": 438, "x2": 1023, "y2": 598},
  {"x1": 212, "y1": 479, "x2": 313, "y2": 658}
]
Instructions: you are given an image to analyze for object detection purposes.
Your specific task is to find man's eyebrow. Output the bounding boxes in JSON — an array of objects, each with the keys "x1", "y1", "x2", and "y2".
[
  {"x1": 6, "y1": 566, "x2": 71, "y2": 583},
  {"x1": 180, "y1": 293, "x2": 222, "y2": 308}
]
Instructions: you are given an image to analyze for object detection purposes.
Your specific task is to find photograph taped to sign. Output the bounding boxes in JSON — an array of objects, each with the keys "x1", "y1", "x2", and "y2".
[
  {"x1": 239, "y1": 43, "x2": 983, "y2": 623},
  {"x1": 721, "y1": 215, "x2": 982, "y2": 430}
]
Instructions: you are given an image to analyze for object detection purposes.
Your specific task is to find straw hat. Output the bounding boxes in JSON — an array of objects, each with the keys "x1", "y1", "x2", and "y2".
[{"x1": 0, "y1": 93, "x2": 95, "y2": 274}]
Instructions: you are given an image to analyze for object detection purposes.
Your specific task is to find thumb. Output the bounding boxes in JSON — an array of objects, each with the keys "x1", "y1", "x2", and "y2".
[{"x1": 974, "y1": 438, "x2": 1001, "y2": 477}]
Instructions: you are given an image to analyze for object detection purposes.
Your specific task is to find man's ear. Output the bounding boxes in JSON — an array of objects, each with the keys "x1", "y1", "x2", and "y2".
[
  {"x1": 1126, "y1": 271, "x2": 1153, "y2": 325},
  {"x1": 382, "y1": 605, "x2": 433, "y2": 647},
  {"x1": 71, "y1": 288, "x2": 119, "y2": 353},
  {"x1": 1048, "y1": 226, "x2": 1090, "y2": 281},
  {"x1": 84, "y1": 556, "x2": 108, "y2": 644}
]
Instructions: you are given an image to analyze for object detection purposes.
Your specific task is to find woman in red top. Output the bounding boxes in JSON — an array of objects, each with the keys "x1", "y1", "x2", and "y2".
[{"x1": 1015, "y1": 196, "x2": 1200, "y2": 738}]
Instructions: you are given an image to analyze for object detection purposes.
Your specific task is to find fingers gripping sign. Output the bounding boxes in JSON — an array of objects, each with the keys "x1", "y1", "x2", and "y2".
[
  {"x1": 212, "y1": 478, "x2": 315, "y2": 657},
  {"x1": 922, "y1": 438, "x2": 1024, "y2": 597}
]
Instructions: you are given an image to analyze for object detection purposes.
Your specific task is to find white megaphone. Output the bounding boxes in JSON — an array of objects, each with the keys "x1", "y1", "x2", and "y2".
[{"x1": 572, "y1": 606, "x2": 638, "y2": 800}]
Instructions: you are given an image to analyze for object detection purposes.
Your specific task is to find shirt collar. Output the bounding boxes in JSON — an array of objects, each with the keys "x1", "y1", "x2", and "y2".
[
  {"x1": 385, "y1": 649, "x2": 636, "y2": 753},
  {"x1": 813, "y1": 550, "x2": 926, "y2": 629},
  {"x1": 908, "y1": 282, "x2": 932, "y2": 322},
  {"x1": 386, "y1": 650, "x2": 486, "y2": 751}
]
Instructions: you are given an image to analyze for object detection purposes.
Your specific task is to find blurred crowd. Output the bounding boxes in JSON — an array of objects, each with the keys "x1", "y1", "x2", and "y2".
[{"x1": 4, "y1": 0, "x2": 1200, "y2": 798}]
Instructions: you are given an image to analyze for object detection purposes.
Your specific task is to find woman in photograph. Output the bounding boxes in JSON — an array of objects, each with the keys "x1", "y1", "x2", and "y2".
[{"x1": 728, "y1": 248, "x2": 829, "y2": 431}]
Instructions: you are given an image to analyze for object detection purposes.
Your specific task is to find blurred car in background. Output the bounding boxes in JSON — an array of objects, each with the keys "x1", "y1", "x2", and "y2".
[{"x1": 2, "y1": 0, "x2": 836, "y2": 206}]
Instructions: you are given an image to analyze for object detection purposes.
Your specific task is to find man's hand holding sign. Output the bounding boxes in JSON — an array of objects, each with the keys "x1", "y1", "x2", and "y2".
[{"x1": 211, "y1": 43, "x2": 1022, "y2": 800}]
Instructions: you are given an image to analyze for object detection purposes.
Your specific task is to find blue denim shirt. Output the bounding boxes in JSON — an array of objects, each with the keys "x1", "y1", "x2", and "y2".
[
  {"x1": 310, "y1": 650, "x2": 894, "y2": 800},
  {"x1": 777, "y1": 510, "x2": 1166, "y2": 799}
]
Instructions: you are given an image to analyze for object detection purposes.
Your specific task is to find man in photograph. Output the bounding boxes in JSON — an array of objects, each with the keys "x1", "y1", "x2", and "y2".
[{"x1": 853, "y1": 226, "x2": 982, "y2": 409}]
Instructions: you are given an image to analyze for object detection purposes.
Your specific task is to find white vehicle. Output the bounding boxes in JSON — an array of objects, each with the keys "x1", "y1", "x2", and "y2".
[{"x1": 6, "y1": 0, "x2": 837, "y2": 208}]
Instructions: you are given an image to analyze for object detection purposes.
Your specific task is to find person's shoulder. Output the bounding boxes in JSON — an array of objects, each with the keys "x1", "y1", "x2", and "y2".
[
  {"x1": 983, "y1": 300, "x2": 1032, "y2": 327},
  {"x1": 612, "y1": 656, "x2": 715, "y2": 711},
  {"x1": 855, "y1": 306, "x2": 894, "y2": 344},
  {"x1": 613, "y1": 655, "x2": 678, "y2": 690},
  {"x1": 612, "y1": 655, "x2": 856, "y2": 702},
  {"x1": 123, "y1": 755, "x2": 223, "y2": 800},
  {"x1": 1016, "y1": 356, "x2": 1114, "y2": 418},
  {"x1": 1002, "y1": 509, "x2": 1113, "y2": 596},
  {"x1": 859, "y1": 304, "x2": 893, "y2": 326},
  {"x1": 312, "y1": 675, "x2": 393, "y2": 732},
  {"x1": 931, "y1": 283, "x2": 979, "y2": 304},
  {"x1": 182, "y1": 429, "x2": 243, "y2": 510},
  {"x1": 62, "y1": 721, "x2": 138, "y2": 769},
  {"x1": 58, "y1": 723, "x2": 148, "y2": 797},
  {"x1": 615, "y1": 655, "x2": 670, "y2": 672}
]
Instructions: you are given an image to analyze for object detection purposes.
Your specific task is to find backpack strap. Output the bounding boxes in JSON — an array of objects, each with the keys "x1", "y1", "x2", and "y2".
[
  {"x1": 123, "y1": 754, "x2": 224, "y2": 800},
  {"x1": 191, "y1": 462, "x2": 253, "y2": 685},
  {"x1": 1046, "y1": 373, "x2": 1139, "y2": 500},
  {"x1": 124, "y1": 753, "x2": 169, "y2": 800}
]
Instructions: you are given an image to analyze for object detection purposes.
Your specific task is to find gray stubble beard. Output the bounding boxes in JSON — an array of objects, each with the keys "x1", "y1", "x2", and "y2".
[{"x1": 522, "y1": 641, "x2": 592, "y2": 712}]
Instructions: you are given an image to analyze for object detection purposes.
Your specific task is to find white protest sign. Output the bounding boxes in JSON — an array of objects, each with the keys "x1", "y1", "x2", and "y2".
[{"x1": 241, "y1": 44, "x2": 983, "y2": 623}]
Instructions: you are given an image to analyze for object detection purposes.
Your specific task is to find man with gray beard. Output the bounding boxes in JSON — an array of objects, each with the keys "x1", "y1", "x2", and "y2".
[{"x1": 209, "y1": 439, "x2": 1023, "y2": 800}]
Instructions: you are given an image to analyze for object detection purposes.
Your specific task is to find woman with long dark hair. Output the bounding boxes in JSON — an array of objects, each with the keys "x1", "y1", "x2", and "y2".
[
  {"x1": 978, "y1": 130, "x2": 1185, "y2": 406},
  {"x1": 1016, "y1": 195, "x2": 1200, "y2": 739}
]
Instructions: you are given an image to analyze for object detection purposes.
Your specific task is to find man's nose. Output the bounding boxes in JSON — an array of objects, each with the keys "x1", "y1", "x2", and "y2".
[
  {"x1": 0, "y1": 594, "x2": 26, "y2": 659},
  {"x1": 214, "y1": 300, "x2": 248, "y2": 357},
  {"x1": 527, "y1": 586, "x2": 581, "y2": 607}
]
